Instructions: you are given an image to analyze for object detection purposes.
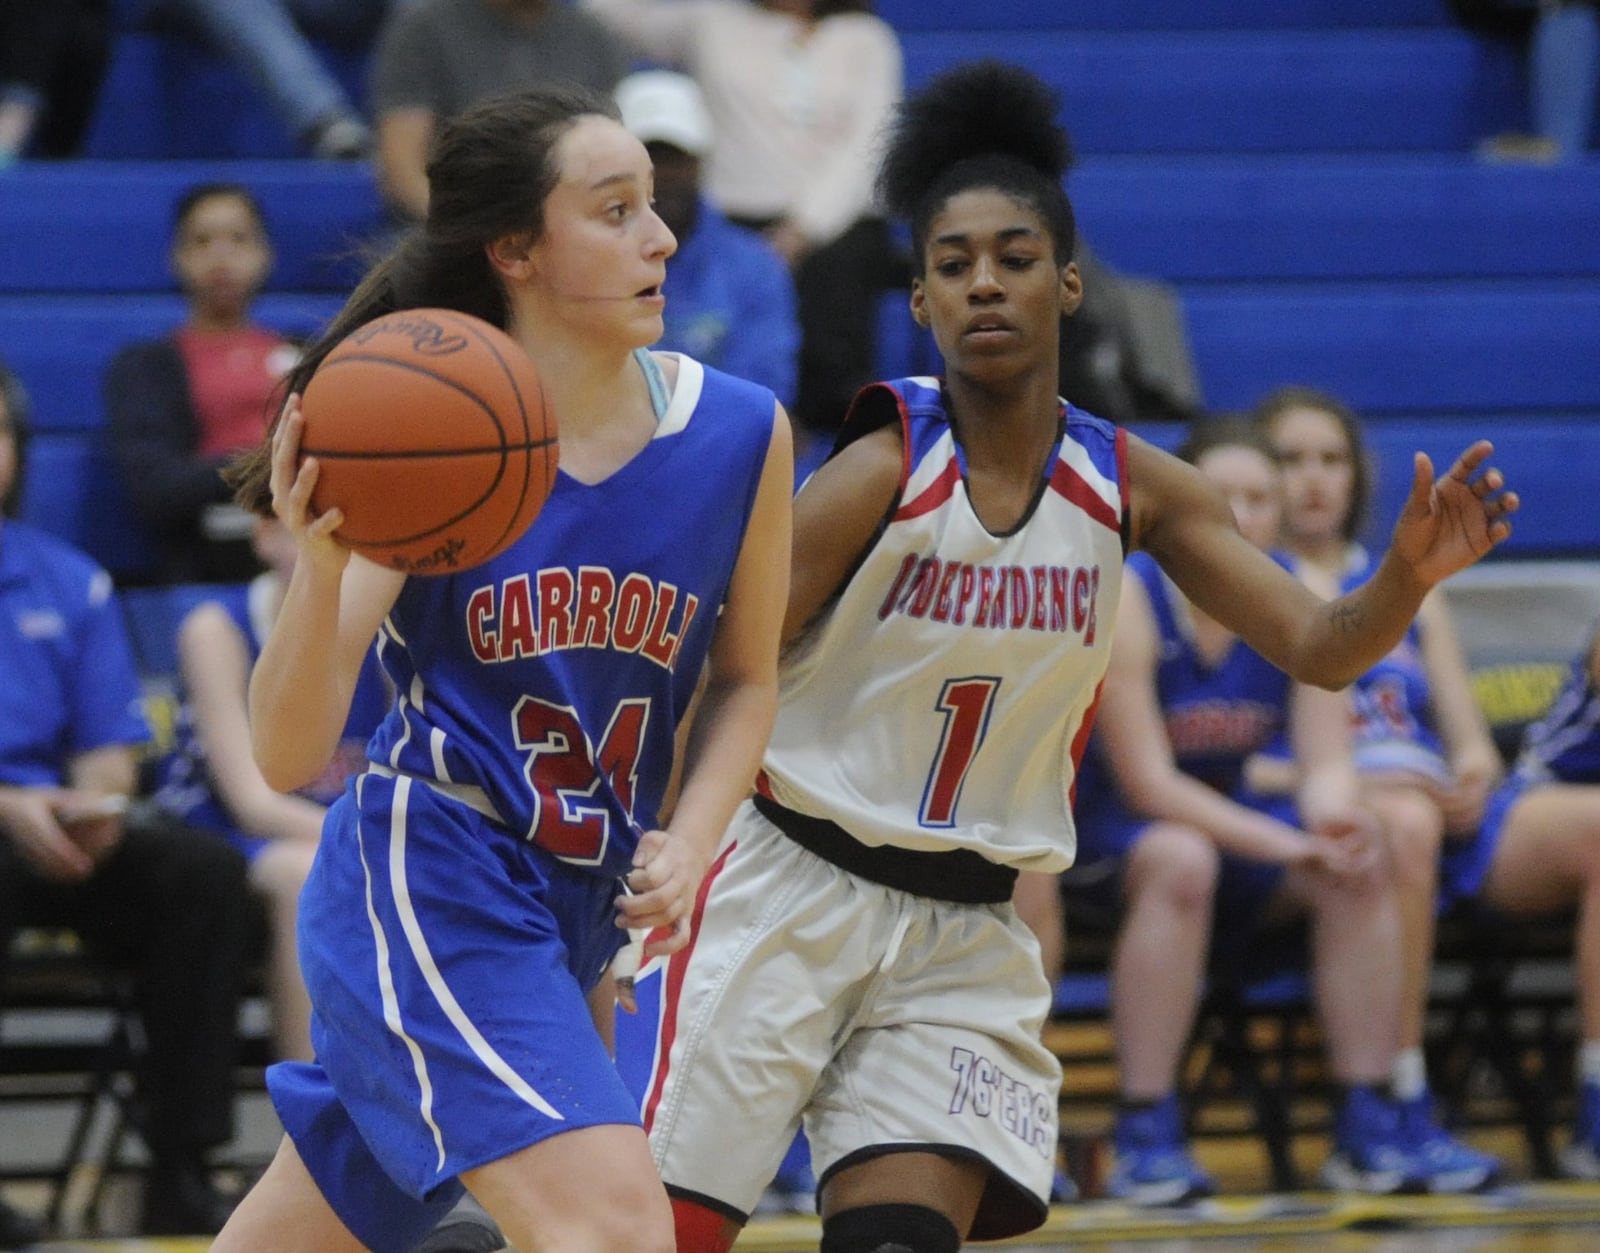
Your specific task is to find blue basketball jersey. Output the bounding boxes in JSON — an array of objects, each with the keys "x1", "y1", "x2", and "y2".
[
  {"x1": 1508, "y1": 632, "x2": 1600, "y2": 786},
  {"x1": 156, "y1": 578, "x2": 392, "y2": 854},
  {"x1": 1077, "y1": 551, "x2": 1292, "y2": 803},
  {"x1": 365, "y1": 357, "x2": 773, "y2": 882},
  {"x1": 1338, "y1": 557, "x2": 1449, "y2": 782}
]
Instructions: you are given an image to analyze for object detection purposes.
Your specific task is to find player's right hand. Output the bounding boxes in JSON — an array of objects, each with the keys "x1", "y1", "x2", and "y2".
[
  {"x1": 616, "y1": 828, "x2": 707, "y2": 960},
  {"x1": 270, "y1": 394, "x2": 349, "y2": 573}
]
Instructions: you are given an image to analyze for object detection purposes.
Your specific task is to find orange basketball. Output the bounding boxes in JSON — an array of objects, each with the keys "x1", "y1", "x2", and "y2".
[{"x1": 299, "y1": 308, "x2": 558, "y2": 576}]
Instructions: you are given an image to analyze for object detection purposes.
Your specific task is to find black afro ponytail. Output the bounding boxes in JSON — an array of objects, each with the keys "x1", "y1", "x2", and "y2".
[{"x1": 876, "y1": 60, "x2": 1076, "y2": 272}]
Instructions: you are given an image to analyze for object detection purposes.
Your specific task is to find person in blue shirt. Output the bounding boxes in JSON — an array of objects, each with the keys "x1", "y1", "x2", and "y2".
[
  {"x1": 0, "y1": 358, "x2": 257, "y2": 1238},
  {"x1": 616, "y1": 70, "x2": 800, "y2": 412}
]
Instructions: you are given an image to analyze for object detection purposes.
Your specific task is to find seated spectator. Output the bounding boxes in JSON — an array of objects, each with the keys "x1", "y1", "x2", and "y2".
[
  {"x1": 1063, "y1": 243, "x2": 1204, "y2": 428},
  {"x1": 151, "y1": 517, "x2": 392, "y2": 1063},
  {"x1": 616, "y1": 70, "x2": 800, "y2": 408},
  {"x1": 0, "y1": 357, "x2": 257, "y2": 1237},
  {"x1": 370, "y1": 0, "x2": 631, "y2": 222},
  {"x1": 1456, "y1": 0, "x2": 1599, "y2": 161},
  {"x1": 0, "y1": 0, "x2": 111, "y2": 163},
  {"x1": 1439, "y1": 620, "x2": 1600, "y2": 1177},
  {"x1": 1257, "y1": 385, "x2": 1504, "y2": 1193},
  {"x1": 582, "y1": 0, "x2": 908, "y2": 447},
  {"x1": 1060, "y1": 420, "x2": 1415, "y2": 1204},
  {"x1": 145, "y1": 0, "x2": 388, "y2": 158},
  {"x1": 105, "y1": 182, "x2": 299, "y2": 586}
]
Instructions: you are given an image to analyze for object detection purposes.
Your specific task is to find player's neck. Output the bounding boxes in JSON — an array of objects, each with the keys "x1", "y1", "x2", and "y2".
[
  {"x1": 945, "y1": 369, "x2": 1061, "y2": 473},
  {"x1": 530, "y1": 343, "x2": 658, "y2": 485}
]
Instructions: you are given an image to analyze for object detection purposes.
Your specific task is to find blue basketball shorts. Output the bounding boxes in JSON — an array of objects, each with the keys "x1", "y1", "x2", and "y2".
[
  {"x1": 1438, "y1": 775, "x2": 1532, "y2": 913},
  {"x1": 268, "y1": 772, "x2": 636, "y2": 1253}
]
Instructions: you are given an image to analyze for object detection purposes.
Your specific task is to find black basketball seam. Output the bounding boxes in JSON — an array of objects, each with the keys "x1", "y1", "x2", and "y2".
[
  {"x1": 300, "y1": 443, "x2": 554, "y2": 458},
  {"x1": 308, "y1": 352, "x2": 511, "y2": 451},
  {"x1": 449, "y1": 311, "x2": 538, "y2": 558}
]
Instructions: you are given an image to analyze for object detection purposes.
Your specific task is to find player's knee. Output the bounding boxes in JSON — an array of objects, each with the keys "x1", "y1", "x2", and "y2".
[
  {"x1": 819, "y1": 1203, "x2": 961, "y2": 1253},
  {"x1": 670, "y1": 1194, "x2": 741, "y2": 1253}
]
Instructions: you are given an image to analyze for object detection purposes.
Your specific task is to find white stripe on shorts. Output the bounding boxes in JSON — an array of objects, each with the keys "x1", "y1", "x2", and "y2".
[
  {"x1": 356, "y1": 773, "x2": 448, "y2": 1169},
  {"x1": 386, "y1": 777, "x2": 565, "y2": 1124}
]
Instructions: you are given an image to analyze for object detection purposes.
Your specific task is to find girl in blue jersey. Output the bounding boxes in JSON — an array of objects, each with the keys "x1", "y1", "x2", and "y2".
[
  {"x1": 210, "y1": 85, "x2": 792, "y2": 1253},
  {"x1": 1065, "y1": 420, "x2": 1415, "y2": 1204},
  {"x1": 1440, "y1": 624, "x2": 1600, "y2": 1177},
  {"x1": 153, "y1": 518, "x2": 391, "y2": 1063},
  {"x1": 1260, "y1": 386, "x2": 1504, "y2": 1192},
  {"x1": 656, "y1": 62, "x2": 1518, "y2": 1253}
]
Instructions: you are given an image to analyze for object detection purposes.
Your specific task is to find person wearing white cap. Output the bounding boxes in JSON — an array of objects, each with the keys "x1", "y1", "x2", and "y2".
[
  {"x1": 585, "y1": 0, "x2": 908, "y2": 444},
  {"x1": 617, "y1": 71, "x2": 801, "y2": 410}
]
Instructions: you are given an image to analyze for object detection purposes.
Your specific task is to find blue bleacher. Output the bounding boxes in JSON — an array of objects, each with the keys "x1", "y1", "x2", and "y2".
[
  {"x1": 877, "y1": 0, "x2": 1456, "y2": 33},
  {"x1": 0, "y1": 293, "x2": 344, "y2": 435},
  {"x1": 0, "y1": 163, "x2": 382, "y2": 294},
  {"x1": 1182, "y1": 281, "x2": 1600, "y2": 415},
  {"x1": 1072, "y1": 156, "x2": 1600, "y2": 282},
  {"x1": 83, "y1": 33, "x2": 370, "y2": 161},
  {"x1": 0, "y1": 0, "x2": 1594, "y2": 576},
  {"x1": 899, "y1": 30, "x2": 1526, "y2": 155}
]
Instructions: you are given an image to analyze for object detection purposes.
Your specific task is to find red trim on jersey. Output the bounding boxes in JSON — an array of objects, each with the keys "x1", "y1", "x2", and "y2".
[
  {"x1": 1067, "y1": 676, "x2": 1107, "y2": 809},
  {"x1": 1114, "y1": 426, "x2": 1131, "y2": 535},
  {"x1": 1047, "y1": 458, "x2": 1120, "y2": 534},
  {"x1": 642, "y1": 841, "x2": 738, "y2": 1135},
  {"x1": 893, "y1": 456, "x2": 962, "y2": 522},
  {"x1": 754, "y1": 769, "x2": 775, "y2": 800}
]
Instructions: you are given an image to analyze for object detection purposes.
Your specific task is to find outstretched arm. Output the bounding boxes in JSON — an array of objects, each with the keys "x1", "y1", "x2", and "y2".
[{"x1": 1128, "y1": 436, "x2": 1516, "y2": 689}]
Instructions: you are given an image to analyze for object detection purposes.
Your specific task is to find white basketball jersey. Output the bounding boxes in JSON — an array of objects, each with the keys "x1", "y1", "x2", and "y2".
[{"x1": 761, "y1": 377, "x2": 1127, "y2": 872}]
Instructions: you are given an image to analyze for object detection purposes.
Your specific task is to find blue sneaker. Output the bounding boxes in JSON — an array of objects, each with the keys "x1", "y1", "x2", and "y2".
[
  {"x1": 1396, "y1": 1091, "x2": 1502, "y2": 1193},
  {"x1": 1321, "y1": 1087, "x2": 1424, "y2": 1195},
  {"x1": 1106, "y1": 1095, "x2": 1216, "y2": 1206},
  {"x1": 1559, "y1": 1080, "x2": 1600, "y2": 1180}
]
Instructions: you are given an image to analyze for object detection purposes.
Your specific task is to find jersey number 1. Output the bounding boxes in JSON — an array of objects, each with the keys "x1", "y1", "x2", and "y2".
[
  {"x1": 920, "y1": 677, "x2": 1000, "y2": 827},
  {"x1": 514, "y1": 696, "x2": 649, "y2": 864}
]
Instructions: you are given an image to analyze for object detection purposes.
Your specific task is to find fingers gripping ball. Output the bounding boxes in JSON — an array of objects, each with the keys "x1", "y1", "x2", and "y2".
[{"x1": 299, "y1": 308, "x2": 558, "y2": 574}]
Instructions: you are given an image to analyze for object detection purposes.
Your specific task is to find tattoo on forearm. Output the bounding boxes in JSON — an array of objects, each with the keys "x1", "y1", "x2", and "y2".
[{"x1": 1331, "y1": 602, "x2": 1363, "y2": 634}]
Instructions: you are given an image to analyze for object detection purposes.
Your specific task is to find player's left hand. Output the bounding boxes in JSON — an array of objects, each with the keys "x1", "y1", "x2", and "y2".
[
  {"x1": 1390, "y1": 442, "x2": 1518, "y2": 587},
  {"x1": 615, "y1": 827, "x2": 707, "y2": 960}
]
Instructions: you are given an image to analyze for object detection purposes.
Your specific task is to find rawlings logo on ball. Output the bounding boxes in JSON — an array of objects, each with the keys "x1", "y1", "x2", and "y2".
[{"x1": 347, "y1": 312, "x2": 470, "y2": 356}]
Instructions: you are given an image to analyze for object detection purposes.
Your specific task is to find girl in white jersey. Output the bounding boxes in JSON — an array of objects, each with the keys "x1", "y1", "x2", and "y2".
[
  {"x1": 210, "y1": 86, "x2": 791, "y2": 1253},
  {"x1": 649, "y1": 60, "x2": 1518, "y2": 1253}
]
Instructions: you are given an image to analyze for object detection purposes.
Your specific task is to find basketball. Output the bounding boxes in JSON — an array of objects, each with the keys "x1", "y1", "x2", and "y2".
[{"x1": 299, "y1": 307, "x2": 558, "y2": 575}]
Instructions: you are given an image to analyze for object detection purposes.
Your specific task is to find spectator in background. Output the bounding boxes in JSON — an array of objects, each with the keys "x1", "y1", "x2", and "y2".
[
  {"x1": 582, "y1": 0, "x2": 907, "y2": 448},
  {"x1": 1456, "y1": 0, "x2": 1599, "y2": 160},
  {"x1": 1060, "y1": 420, "x2": 1415, "y2": 1205},
  {"x1": 370, "y1": 0, "x2": 631, "y2": 222},
  {"x1": 0, "y1": 0, "x2": 112, "y2": 163},
  {"x1": 0, "y1": 358, "x2": 258, "y2": 1237},
  {"x1": 151, "y1": 517, "x2": 392, "y2": 1064},
  {"x1": 145, "y1": 0, "x2": 387, "y2": 159},
  {"x1": 1439, "y1": 621, "x2": 1600, "y2": 1178},
  {"x1": 616, "y1": 70, "x2": 800, "y2": 408},
  {"x1": 1257, "y1": 385, "x2": 1504, "y2": 1193},
  {"x1": 105, "y1": 182, "x2": 298, "y2": 586},
  {"x1": 1062, "y1": 244, "x2": 1205, "y2": 428}
]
